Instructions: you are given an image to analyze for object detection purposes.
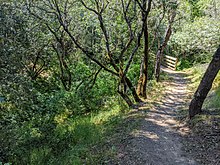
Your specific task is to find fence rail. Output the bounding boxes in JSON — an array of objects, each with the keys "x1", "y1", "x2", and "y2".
[{"x1": 162, "y1": 55, "x2": 178, "y2": 70}]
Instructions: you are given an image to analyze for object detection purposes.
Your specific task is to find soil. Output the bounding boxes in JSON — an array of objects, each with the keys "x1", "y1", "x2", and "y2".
[
  {"x1": 184, "y1": 118, "x2": 220, "y2": 165},
  {"x1": 108, "y1": 68, "x2": 199, "y2": 165}
]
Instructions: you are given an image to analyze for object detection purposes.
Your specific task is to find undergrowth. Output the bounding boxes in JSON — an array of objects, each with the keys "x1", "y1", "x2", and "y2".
[
  {"x1": 1, "y1": 98, "x2": 128, "y2": 165},
  {"x1": 180, "y1": 64, "x2": 220, "y2": 165},
  {"x1": 185, "y1": 64, "x2": 220, "y2": 112},
  {"x1": 0, "y1": 71, "x2": 166, "y2": 165},
  {"x1": 177, "y1": 64, "x2": 220, "y2": 123}
]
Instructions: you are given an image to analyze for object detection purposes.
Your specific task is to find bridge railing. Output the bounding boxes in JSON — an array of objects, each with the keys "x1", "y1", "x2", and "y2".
[{"x1": 162, "y1": 55, "x2": 178, "y2": 70}]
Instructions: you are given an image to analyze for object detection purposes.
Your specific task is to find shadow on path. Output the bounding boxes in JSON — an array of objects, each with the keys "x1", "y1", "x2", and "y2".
[{"x1": 114, "y1": 68, "x2": 198, "y2": 165}]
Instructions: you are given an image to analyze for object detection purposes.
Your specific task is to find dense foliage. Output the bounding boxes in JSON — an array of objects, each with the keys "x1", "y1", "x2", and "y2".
[
  {"x1": 170, "y1": 0, "x2": 220, "y2": 68},
  {"x1": 0, "y1": 0, "x2": 219, "y2": 164}
]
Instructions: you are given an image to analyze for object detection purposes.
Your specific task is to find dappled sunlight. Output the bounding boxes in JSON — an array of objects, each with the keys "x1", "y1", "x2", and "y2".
[
  {"x1": 132, "y1": 130, "x2": 160, "y2": 141},
  {"x1": 145, "y1": 116, "x2": 177, "y2": 128},
  {"x1": 54, "y1": 109, "x2": 72, "y2": 125},
  {"x1": 177, "y1": 124, "x2": 191, "y2": 136},
  {"x1": 117, "y1": 68, "x2": 198, "y2": 164}
]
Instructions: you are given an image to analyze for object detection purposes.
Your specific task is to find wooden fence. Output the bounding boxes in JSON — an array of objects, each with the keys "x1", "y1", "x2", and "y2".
[{"x1": 161, "y1": 55, "x2": 178, "y2": 70}]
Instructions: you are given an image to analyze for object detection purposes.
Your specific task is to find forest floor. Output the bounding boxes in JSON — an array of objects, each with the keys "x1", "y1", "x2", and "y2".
[{"x1": 106, "y1": 68, "x2": 200, "y2": 165}]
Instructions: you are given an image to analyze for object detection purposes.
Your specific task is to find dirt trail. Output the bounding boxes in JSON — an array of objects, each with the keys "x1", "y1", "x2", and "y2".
[{"x1": 114, "y1": 68, "x2": 198, "y2": 165}]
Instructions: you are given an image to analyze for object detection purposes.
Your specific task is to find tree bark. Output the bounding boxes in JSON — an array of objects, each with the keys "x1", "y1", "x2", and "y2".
[
  {"x1": 136, "y1": 0, "x2": 152, "y2": 99},
  {"x1": 136, "y1": 60, "x2": 143, "y2": 96},
  {"x1": 189, "y1": 46, "x2": 220, "y2": 118},
  {"x1": 154, "y1": 48, "x2": 163, "y2": 82},
  {"x1": 137, "y1": 23, "x2": 149, "y2": 98},
  {"x1": 155, "y1": 12, "x2": 176, "y2": 82},
  {"x1": 118, "y1": 76, "x2": 134, "y2": 107},
  {"x1": 141, "y1": 20, "x2": 149, "y2": 99},
  {"x1": 125, "y1": 77, "x2": 142, "y2": 103},
  {"x1": 117, "y1": 91, "x2": 133, "y2": 107}
]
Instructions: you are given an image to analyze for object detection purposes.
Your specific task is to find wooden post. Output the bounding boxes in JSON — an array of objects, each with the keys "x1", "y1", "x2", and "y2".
[{"x1": 174, "y1": 58, "x2": 178, "y2": 71}]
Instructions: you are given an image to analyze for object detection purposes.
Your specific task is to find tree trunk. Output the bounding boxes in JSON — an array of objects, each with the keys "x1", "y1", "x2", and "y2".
[
  {"x1": 117, "y1": 91, "x2": 133, "y2": 107},
  {"x1": 154, "y1": 48, "x2": 162, "y2": 82},
  {"x1": 118, "y1": 77, "x2": 134, "y2": 107},
  {"x1": 141, "y1": 20, "x2": 149, "y2": 99},
  {"x1": 136, "y1": 60, "x2": 143, "y2": 96},
  {"x1": 125, "y1": 77, "x2": 142, "y2": 103},
  {"x1": 154, "y1": 12, "x2": 176, "y2": 82},
  {"x1": 189, "y1": 46, "x2": 220, "y2": 118},
  {"x1": 137, "y1": 0, "x2": 150, "y2": 99}
]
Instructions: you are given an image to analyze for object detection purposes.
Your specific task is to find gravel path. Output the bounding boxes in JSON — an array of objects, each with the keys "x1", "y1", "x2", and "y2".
[{"x1": 114, "y1": 68, "x2": 198, "y2": 165}]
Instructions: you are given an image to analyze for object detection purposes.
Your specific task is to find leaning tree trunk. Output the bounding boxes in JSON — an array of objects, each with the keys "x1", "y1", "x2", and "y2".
[
  {"x1": 154, "y1": 11, "x2": 176, "y2": 82},
  {"x1": 154, "y1": 31, "x2": 171, "y2": 82},
  {"x1": 117, "y1": 75, "x2": 135, "y2": 107},
  {"x1": 189, "y1": 46, "x2": 220, "y2": 118},
  {"x1": 125, "y1": 77, "x2": 142, "y2": 103},
  {"x1": 117, "y1": 90, "x2": 133, "y2": 107}
]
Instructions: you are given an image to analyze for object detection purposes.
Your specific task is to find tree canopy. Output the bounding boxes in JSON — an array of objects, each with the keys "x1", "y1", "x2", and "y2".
[{"x1": 0, "y1": 0, "x2": 219, "y2": 164}]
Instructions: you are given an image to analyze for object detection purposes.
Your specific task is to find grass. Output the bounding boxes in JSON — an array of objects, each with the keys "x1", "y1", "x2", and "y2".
[
  {"x1": 176, "y1": 63, "x2": 220, "y2": 164},
  {"x1": 28, "y1": 102, "x2": 127, "y2": 165},
  {"x1": 65, "y1": 79, "x2": 166, "y2": 165},
  {"x1": 177, "y1": 63, "x2": 220, "y2": 123},
  {"x1": 2, "y1": 75, "x2": 166, "y2": 165},
  {"x1": 0, "y1": 96, "x2": 128, "y2": 165},
  {"x1": 185, "y1": 63, "x2": 220, "y2": 90},
  {"x1": 184, "y1": 64, "x2": 208, "y2": 91}
]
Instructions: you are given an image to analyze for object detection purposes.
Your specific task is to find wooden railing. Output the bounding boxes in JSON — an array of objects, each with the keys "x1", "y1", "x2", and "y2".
[{"x1": 162, "y1": 55, "x2": 178, "y2": 70}]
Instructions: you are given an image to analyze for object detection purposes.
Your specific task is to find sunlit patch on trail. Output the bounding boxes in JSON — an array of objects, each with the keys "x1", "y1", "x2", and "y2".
[{"x1": 132, "y1": 130, "x2": 159, "y2": 141}]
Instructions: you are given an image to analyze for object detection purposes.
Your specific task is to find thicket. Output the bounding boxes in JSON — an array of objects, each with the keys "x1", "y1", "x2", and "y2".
[
  {"x1": 0, "y1": 0, "x2": 219, "y2": 164},
  {"x1": 187, "y1": 64, "x2": 220, "y2": 109},
  {"x1": 170, "y1": 0, "x2": 220, "y2": 69}
]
